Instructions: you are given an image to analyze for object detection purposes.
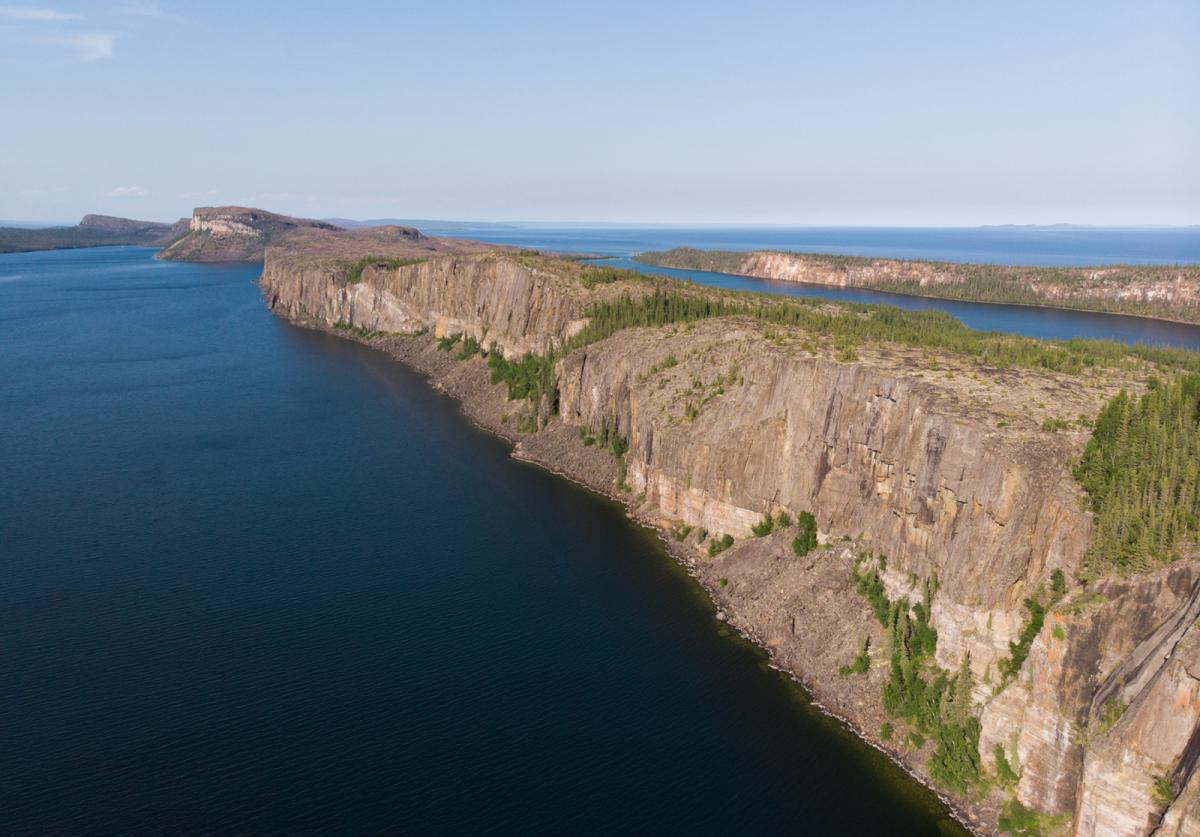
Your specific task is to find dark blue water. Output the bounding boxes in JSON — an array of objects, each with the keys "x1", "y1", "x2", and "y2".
[
  {"x1": 437, "y1": 225, "x2": 1200, "y2": 349},
  {"x1": 0, "y1": 247, "x2": 966, "y2": 834}
]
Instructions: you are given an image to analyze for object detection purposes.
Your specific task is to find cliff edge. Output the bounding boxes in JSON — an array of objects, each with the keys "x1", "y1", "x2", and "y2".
[{"x1": 260, "y1": 231, "x2": 1200, "y2": 836}]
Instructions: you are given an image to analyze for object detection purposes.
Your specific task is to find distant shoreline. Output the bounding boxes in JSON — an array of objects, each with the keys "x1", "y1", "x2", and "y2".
[{"x1": 635, "y1": 247, "x2": 1200, "y2": 328}]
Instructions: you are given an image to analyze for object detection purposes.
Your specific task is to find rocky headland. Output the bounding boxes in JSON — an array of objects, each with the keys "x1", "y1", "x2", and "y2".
[
  {"x1": 156, "y1": 206, "x2": 343, "y2": 262},
  {"x1": 250, "y1": 226, "x2": 1200, "y2": 836},
  {"x1": 0, "y1": 213, "x2": 184, "y2": 254},
  {"x1": 636, "y1": 247, "x2": 1200, "y2": 325}
]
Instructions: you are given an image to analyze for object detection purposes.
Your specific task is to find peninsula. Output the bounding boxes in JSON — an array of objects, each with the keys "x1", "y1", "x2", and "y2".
[
  {"x1": 636, "y1": 247, "x2": 1200, "y2": 324},
  {"x1": 238, "y1": 217, "x2": 1200, "y2": 837},
  {"x1": 0, "y1": 214, "x2": 185, "y2": 254}
]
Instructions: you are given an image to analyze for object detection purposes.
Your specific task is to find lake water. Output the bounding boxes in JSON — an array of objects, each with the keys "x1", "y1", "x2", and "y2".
[
  {"x1": 445, "y1": 224, "x2": 1200, "y2": 349},
  {"x1": 3, "y1": 228, "x2": 1196, "y2": 833},
  {"x1": 0, "y1": 247, "x2": 964, "y2": 834}
]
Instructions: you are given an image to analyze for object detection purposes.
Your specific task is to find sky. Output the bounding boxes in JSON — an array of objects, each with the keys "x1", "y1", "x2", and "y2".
[{"x1": 0, "y1": 0, "x2": 1196, "y2": 226}]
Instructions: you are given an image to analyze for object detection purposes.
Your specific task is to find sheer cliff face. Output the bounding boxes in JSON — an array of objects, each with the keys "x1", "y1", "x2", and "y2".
[
  {"x1": 264, "y1": 253, "x2": 591, "y2": 357},
  {"x1": 262, "y1": 246, "x2": 1200, "y2": 835},
  {"x1": 262, "y1": 249, "x2": 650, "y2": 359},
  {"x1": 556, "y1": 322, "x2": 1092, "y2": 608}
]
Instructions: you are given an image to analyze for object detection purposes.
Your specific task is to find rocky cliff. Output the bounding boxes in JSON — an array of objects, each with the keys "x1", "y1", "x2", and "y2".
[
  {"x1": 636, "y1": 248, "x2": 1200, "y2": 325},
  {"x1": 157, "y1": 206, "x2": 342, "y2": 262},
  {"x1": 261, "y1": 235, "x2": 1200, "y2": 835}
]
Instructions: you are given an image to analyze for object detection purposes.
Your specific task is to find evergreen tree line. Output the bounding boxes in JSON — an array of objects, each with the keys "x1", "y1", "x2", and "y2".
[
  {"x1": 568, "y1": 287, "x2": 1200, "y2": 377},
  {"x1": 1075, "y1": 375, "x2": 1200, "y2": 575},
  {"x1": 635, "y1": 248, "x2": 1200, "y2": 324},
  {"x1": 853, "y1": 561, "x2": 981, "y2": 794}
]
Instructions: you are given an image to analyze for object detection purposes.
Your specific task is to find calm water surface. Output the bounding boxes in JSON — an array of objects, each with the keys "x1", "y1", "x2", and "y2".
[
  {"x1": 5, "y1": 227, "x2": 1198, "y2": 833},
  {"x1": 446, "y1": 224, "x2": 1200, "y2": 349},
  {"x1": 0, "y1": 247, "x2": 964, "y2": 834}
]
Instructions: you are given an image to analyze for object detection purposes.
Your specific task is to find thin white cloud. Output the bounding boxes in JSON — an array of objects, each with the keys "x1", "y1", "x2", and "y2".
[
  {"x1": 103, "y1": 185, "x2": 149, "y2": 198},
  {"x1": 43, "y1": 31, "x2": 116, "y2": 59},
  {"x1": 0, "y1": 5, "x2": 82, "y2": 20},
  {"x1": 115, "y1": 1, "x2": 164, "y2": 17}
]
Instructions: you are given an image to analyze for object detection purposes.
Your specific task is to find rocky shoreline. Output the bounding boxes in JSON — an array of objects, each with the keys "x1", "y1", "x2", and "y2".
[{"x1": 272, "y1": 305, "x2": 993, "y2": 835}]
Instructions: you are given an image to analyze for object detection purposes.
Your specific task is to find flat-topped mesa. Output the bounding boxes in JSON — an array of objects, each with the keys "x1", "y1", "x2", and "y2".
[
  {"x1": 636, "y1": 247, "x2": 1200, "y2": 324},
  {"x1": 261, "y1": 230, "x2": 1200, "y2": 835},
  {"x1": 157, "y1": 206, "x2": 344, "y2": 262}
]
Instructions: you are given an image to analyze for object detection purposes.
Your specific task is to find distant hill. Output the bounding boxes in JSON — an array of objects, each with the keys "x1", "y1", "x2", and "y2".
[
  {"x1": 0, "y1": 214, "x2": 182, "y2": 254},
  {"x1": 158, "y1": 207, "x2": 342, "y2": 262}
]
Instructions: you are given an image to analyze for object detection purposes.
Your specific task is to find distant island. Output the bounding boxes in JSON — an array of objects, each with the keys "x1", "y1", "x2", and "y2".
[
  {"x1": 636, "y1": 247, "x2": 1200, "y2": 324},
  {"x1": 0, "y1": 214, "x2": 186, "y2": 254}
]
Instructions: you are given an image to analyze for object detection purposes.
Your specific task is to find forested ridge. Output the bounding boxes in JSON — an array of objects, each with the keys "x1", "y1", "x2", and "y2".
[
  {"x1": 1075, "y1": 375, "x2": 1200, "y2": 575},
  {"x1": 635, "y1": 247, "x2": 1200, "y2": 324}
]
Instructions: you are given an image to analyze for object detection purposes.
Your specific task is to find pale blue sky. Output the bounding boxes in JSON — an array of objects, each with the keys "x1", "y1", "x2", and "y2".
[{"x1": 1, "y1": 1, "x2": 1196, "y2": 225}]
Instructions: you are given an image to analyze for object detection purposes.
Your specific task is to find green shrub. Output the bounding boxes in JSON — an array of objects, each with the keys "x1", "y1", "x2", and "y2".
[
  {"x1": 998, "y1": 800, "x2": 1043, "y2": 836},
  {"x1": 995, "y1": 744, "x2": 1019, "y2": 785},
  {"x1": 1098, "y1": 695, "x2": 1127, "y2": 734},
  {"x1": 1050, "y1": 568, "x2": 1067, "y2": 600},
  {"x1": 851, "y1": 562, "x2": 891, "y2": 626},
  {"x1": 841, "y1": 637, "x2": 870, "y2": 675},
  {"x1": 880, "y1": 723, "x2": 893, "y2": 741},
  {"x1": 928, "y1": 718, "x2": 981, "y2": 795},
  {"x1": 907, "y1": 732, "x2": 925, "y2": 749},
  {"x1": 998, "y1": 597, "x2": 1046, "y2": 683},
  {"x1": 1041, "y1": 417, "x2": 1072, "y2": 432},
  {"x1": 487, "y1": 351, "x2": 558, "y2": 414},
  {"x1": 456, "y1": 335, "x2": 480, "y2": 360},
  {"x1": 333, "y1": 322, "x2": 384, "y2": 339},
  {"x1": 775, "y1": 511, "x2": 792, "y2": 528},
  {"x1": 708, "y1": 534, "x2": 734, "y2": 557},
  {"x1": 751, "y1": 513, "x2": 775, "y2": 537},
  {"x1": 437, "y1": 333, "x2": 461, "y2": 351},
  {"x1": 792, "y1": 511, "x2": 818, "y2": 556},
  {"x1": 672, "y1": 524, "x2": 693, "y2": 542},
  {"x1": 1154, "y1": 774, "x2": 1177, "y2": 808},
  {"x1": 718, "y1": 577, "x2": 728, "y2": 588}
]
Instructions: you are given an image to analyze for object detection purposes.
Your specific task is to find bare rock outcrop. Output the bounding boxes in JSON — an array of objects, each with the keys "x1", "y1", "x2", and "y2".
[{"x1": 157, "y1": 206, "x2": 343, "y2": 262}]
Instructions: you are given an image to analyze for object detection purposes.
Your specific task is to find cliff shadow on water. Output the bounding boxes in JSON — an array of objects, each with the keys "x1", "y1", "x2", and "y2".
[
  {"x1": 0, "y1": 246, "x2": 969, "y2": 833},
  {"x1": 277, "y1": 320, "x2": 972, "y2": 835}
]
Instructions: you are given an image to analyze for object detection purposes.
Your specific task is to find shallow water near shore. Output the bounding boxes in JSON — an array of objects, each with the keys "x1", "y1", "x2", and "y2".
[{"x1": 1, "y1": 247, "x2": 966, "y2": 833}]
